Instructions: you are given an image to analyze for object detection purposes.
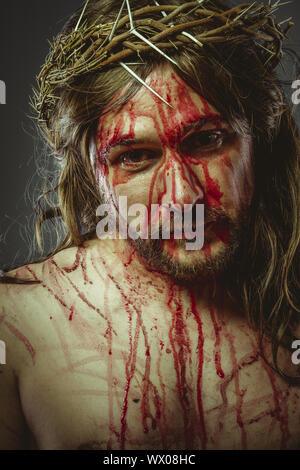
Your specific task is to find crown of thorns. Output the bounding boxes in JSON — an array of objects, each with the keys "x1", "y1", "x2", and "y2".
[{"x1": 32, "y1": 0, "x2": 293, "y2": 125}]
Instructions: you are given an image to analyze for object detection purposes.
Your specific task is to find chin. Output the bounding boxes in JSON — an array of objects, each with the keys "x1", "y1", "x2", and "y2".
[{"x1": 130, "y1": 234, "x2": 240, "y2": 283}]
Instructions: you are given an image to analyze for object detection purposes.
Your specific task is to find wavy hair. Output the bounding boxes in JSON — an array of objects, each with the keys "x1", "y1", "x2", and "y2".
[{"x1": 3, "y1": 0, "x2": 300, "y2": 382}]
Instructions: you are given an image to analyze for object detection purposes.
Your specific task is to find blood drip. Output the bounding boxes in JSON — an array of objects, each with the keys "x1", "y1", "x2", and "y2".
[
  {"x1": 190, "y1": 292, "x2": 207, "y2": 450},
  {"x1": 209, "y1": 308, "x2": 225, "y2": 378}
]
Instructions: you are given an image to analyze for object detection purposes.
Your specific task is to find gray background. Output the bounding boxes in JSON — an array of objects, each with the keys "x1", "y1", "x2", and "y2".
[{"x1": 0, "y1": 0, "x2": 299, "y2": 270}]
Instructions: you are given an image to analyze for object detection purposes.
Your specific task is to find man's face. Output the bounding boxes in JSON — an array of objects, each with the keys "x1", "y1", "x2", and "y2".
[{"x1": 95, "y1": 65, "x2": 254, "y2": 281}]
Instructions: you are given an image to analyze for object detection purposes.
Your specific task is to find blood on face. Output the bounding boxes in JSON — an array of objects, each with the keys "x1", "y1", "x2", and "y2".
[{"x1": 95, "y1": 64, "x2": 254, "y2": 264}]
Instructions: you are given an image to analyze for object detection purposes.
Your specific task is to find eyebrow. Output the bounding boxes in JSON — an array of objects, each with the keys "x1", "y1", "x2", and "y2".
[
  {"x1": 99, "y1": 116, "x2": 224, "y2": 158},
  {"x1": 181, "y1": 116, "x2": 224, "y2": 135}
]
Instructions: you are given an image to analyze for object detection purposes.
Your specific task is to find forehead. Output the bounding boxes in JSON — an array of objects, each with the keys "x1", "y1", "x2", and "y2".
[{"x1": 96, "y1": 66, "x2": 221, "y2": 149}]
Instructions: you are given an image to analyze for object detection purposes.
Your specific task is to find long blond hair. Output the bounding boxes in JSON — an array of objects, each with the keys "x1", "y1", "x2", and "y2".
[{"x1": 7, "y1": 0, "x2": 300, "y2": 382}]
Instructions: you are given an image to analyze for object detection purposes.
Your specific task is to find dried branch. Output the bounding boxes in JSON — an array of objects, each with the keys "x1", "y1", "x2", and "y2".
[{"x1": 33, "y1": 0, "x2": 291, "y2": 125}]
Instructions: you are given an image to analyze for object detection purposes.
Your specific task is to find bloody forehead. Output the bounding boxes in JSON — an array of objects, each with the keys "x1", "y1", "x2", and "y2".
[
  {"x1": 96, "y1": 69, "x2": 223, "y2": 157},
  {"x1": 99, "y1": 116, "x2": 224, "y2": 156}
]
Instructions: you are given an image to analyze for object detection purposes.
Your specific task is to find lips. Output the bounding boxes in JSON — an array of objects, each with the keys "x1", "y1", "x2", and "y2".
[
  {"x1": 204, "y1": 220, "x2": 215, "y2": 229},
  {"x1": 154, "y1": 217, "x2": 225, "y2": 240},
  {"x1": 168, "y1": 221, "x2": 213, "y2": 240}
]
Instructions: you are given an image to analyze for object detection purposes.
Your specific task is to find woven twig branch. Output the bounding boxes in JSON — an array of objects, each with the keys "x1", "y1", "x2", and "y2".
[{"x1": 32, "y1": 0, "x2": 291, "y2": 125}]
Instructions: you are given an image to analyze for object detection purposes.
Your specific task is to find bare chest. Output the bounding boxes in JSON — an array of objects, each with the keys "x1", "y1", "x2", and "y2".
[{"x1": 18, "y1": 297, "x2": 300, "y2": 450}]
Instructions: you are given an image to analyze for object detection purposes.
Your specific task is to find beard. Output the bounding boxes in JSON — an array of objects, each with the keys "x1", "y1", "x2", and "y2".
[
  {"x1": 126, "y1": 206, "x2": 249, "y2": 283},
  {"x1": 97, "y1": 187, "x2": 249, "y2": 283}
]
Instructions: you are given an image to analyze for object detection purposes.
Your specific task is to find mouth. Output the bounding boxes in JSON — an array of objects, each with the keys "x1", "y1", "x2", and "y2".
[
  {"x1": 204, "y1": 220, "x2": 215, "y2": 230},
  {"x1": 167, "y1": 220, "x2": 216, "y2": 240},
  {"x1": 150, "y1": 215, "x2": 230, "y2": 241}
]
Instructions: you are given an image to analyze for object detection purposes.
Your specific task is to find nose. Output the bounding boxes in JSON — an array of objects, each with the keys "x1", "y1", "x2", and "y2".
[{"x1": 158, "y1": 151, "x2": 204, "y2": 208}]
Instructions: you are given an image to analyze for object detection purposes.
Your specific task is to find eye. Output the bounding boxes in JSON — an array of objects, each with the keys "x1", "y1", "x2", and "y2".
[
  {"x1": 181, "y1": 129, "x2": 233, "y2": 154},
  {"x1": 116, "y1": 149, "x2": 159, "y2": 170}
]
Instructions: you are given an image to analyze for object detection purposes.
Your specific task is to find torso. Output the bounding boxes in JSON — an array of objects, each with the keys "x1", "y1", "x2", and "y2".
[{"x1": 1, "y1": 239, "x2": 300, "y2": 450}]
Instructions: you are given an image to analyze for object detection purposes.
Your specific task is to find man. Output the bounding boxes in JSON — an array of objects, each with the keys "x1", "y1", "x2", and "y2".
[{"x1": 0, "y1": 0, "x2": 299, "y2": 450}]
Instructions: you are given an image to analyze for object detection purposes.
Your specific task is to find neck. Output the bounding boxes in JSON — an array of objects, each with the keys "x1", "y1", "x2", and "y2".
[{"x1": 91, "y1": 237, "x2": 243, "y2": 315}]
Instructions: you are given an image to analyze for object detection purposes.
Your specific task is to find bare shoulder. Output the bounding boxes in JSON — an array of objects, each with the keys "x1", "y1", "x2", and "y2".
[
  {"x1": 0, "y1": 241, "x2": 111, "y2": 369},
  {"x1": 0, "y1": 238, "x2": 130, "y2": 364},
  {"x1": 1, "y1": 238, "x2": 108, "y2": 297},
  {"x1": 0, "y1": 243, "x2": 86, "y2": 307}
]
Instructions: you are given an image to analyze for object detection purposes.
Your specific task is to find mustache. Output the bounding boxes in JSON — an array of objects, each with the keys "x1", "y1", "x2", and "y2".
[
  {"x1": 203, "y1": 207, "x2": 231, "y2": 225},
  {"x1": 149, "y1": 206, "x2": 232, "y2": 239}
]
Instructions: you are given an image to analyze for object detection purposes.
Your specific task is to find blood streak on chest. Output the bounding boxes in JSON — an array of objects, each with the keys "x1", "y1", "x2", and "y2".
[
  {"x1": 167, "y1": 283, "x2": 200, "y2": 448},
  {"x1": 100, "y1": 262, "x2": 160, "y2": 449},
  {"x1": 123, "y1": 270, "x2": 163, "y2": 438},
  {"x1": 25, "y1": 265, "x2": 70, "y2": 315},
  {"x1": 209, "y1": 308, "x2": 225, "y2": 379},
  {"x1": 61, "y1": 247, "x2": 81, "y2": 273},
  {"x1": 219, "y1": 324, "x2": 255, "y2": 450},
  {"x1": 3, "y1": 320, "x2": 36, "y2": 365},
  {"x1": 259, "y1": 350, "x2": 290, "y2": 449},
  {"x1": 68, "y1": 305, "x2": 74, "y2": 321},
  {"x1": 190, "y1": 292, "x2": 207, "y2": 450},
  {"x1": 123, "y1": 246, "x2": 136, "y2": 268},
  {"x1": 61, "y1": 247, "x2": 92, "y2": 285}
]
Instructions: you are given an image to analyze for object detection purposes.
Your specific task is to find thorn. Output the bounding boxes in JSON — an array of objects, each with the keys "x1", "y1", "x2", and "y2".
[
  {"x1": 119, "y1": 62, "x2": 174, "y2": 109},
  {"x1": 153, "y1": 0, "x2": 202, "y2": 49},
  {"x1": 131, "y1": 29, "x2": 178, "y2": 66},
  {"x1": 153, "y1": 0, "x2": 167, "y2": 17},
  {"x1": 75, "y1": 0, "x2": 90, "y2": 31},
  {"x1": 278, "y1": 17, "x2": 292, "y2": 25},
  {"x1": 181, "y1": 31, "x2": 203, "y2": 47},
  {"x1": 109, "y1": 0, "x2": 126, "y2": 41},
  {"x1": 233, "y1": 2, "x2": 257, "y2": 22},
  {"x1": 125, "y1": 0, "x2": 135, "y2": 31}
]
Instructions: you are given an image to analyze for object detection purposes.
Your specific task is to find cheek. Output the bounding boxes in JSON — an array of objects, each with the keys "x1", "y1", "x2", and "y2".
[
  {"x1": 107, "y1": 173, "x2": 154, "y2": 208},
  {"x1": 212, "y1": 142, "x2": 253, "y2": 212},
  {"x1": 229, "y1": 139, "x2": 254, "y2": 206},
  {"x1": 110, "y1": 166, "x2": 132, "y2": 188}
]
